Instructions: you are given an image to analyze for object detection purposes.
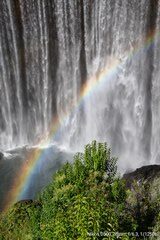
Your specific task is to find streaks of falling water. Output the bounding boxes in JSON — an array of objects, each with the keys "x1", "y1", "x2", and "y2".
[
  {"x1": 38, "y1": 0, "x2": 49, "y2": 131},
  {"x1": 0, "y1": 1, "x2": 160, "y2": 171},
  {"x1": 151, "y1": 0, "x2": 160, "y2": 164},
  {"x1": 6, "y1": 0, "x2": 23, "y2": 142},
  {"x1": 0, "y1": 40, "x2": 13, "y2": 148}
]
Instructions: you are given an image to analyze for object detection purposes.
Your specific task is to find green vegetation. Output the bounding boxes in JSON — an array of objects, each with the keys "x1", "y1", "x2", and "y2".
[
  {"x1": 0, "y1": 200, "x2": 42, "y2": 240},
  {"x1": 0, "y1": 141, "x2": 160, "y2": 239}
]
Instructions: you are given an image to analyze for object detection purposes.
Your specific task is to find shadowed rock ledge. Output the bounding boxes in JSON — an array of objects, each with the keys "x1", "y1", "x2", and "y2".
[{"x1": 123, "y1": 164, "x2": 160, "y2": 190}]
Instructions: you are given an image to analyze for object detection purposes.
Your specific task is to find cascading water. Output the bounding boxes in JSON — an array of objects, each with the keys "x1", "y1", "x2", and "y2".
[{"x1": 0, "y1": 0, "x2": 160, "y2": 170}]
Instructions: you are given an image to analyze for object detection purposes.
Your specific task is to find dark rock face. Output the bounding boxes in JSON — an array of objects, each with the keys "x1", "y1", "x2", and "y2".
[
  {"x1": 123, "y1": 165, "x2": 160, "y2": 189},
  {"x1": 0, "y1": 152, "x2": 4, "y2": 160}
]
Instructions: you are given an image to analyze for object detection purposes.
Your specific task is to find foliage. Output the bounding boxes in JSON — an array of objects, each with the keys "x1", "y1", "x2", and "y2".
[
  {"x1": 0, "y1": 200, "x2": 42, "y2": 240},
  {"x1": 127, "y1": 181, "x2": 160, "y2": 235},
  {"x1": 0, "y1": 141, "x2": 159, "y2": 239},
  {"x1": 39, "y1": 141, "x2": 135, "y2": 239}
]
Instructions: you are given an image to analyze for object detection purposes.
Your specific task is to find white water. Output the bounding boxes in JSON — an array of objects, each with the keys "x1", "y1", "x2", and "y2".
[{"x1": 0, "y1": 0, "x2": 160, "y2": 170}]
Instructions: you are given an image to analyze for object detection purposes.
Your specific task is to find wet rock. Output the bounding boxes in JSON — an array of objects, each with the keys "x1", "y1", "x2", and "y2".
[
  {"x1": 123, "y1": 164, "x2": 160, "y2": 189},
  {"x1": 0, "y1": 152, "x2": 4, "y2": 161}
]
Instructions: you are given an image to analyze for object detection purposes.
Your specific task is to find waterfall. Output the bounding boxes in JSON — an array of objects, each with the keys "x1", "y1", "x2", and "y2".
[{"x1": 0, "y1": 0, "x2": 160, "y2": 170}]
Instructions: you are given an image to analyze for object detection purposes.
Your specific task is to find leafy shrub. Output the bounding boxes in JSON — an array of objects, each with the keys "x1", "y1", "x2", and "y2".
[
  {"x1": 0, "y1": 200, "x2": 42, "y2": 240},
  {"x1": 0, "y1": 141, "x2": 148, "y2": 239},
  {"x1": 40, "y1": 141, "x2": 135, "y2": 239}
]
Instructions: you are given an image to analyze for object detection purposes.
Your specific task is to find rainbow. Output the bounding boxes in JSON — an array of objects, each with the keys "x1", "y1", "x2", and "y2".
[{"x1": 2, "y1": 29, "x2": 160, "y2": 213}]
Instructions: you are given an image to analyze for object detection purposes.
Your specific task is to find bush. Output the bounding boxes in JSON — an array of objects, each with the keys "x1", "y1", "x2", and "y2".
[
  {"x1": 0, "y1": 200, "x2": 42, "y2": 240},
  {"x1": 0, "y1": 141, "x2": 138, "y2": 239},
  {"x1": 40, "y1": 141, "x2": 135, "y2": 239}
]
